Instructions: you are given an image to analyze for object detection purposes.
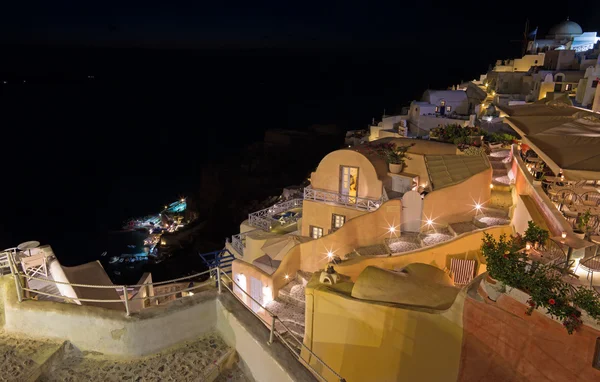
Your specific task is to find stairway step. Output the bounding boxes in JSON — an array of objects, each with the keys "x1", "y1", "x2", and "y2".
[
  {"x1": 278, "y1": 331, "x2": 303, "y2": 356},
  {"x1": 279, "y1": 281, "x2": 306, "y2": 304},
  {"x1": 296, "y1": 271, "x2": 313, "y2": 285},
  {"x1": 275, "y1": 320, "x2": 305, "y2": 339},
  {"x1": 490, "y1": 161, "x2": 506, "y2": 169},
  {"x1": 278, "y1": 293, "x2": 305, "y2": 308}
]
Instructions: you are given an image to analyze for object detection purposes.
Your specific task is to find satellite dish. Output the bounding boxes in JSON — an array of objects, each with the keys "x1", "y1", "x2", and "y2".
[{"x1": 17, "y1": 241, "x2": 40, "y2": 251}]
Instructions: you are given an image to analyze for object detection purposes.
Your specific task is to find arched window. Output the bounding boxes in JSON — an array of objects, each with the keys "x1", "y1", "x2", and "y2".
[{"x1": 555, "y1": 73, "x2": 565, "y2": 82}]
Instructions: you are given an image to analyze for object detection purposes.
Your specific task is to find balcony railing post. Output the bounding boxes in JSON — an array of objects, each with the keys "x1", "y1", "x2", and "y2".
[
  {"x1": 217, "y1": 266, "x2": 222, "y2": 293},
  {"x1": 268, "y1": 314, "x2": 276, "y2": 345},
  {"x1": 123, "y1": 286, "x2": 130, "y2": 316},
  {"x1": 13, "y1": 273, "x2": 23, "y2": 303}
]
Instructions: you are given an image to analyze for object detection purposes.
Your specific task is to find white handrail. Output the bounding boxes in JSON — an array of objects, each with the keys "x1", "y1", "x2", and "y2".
[
  {"x1": 303, "y1": 186, "x2": 384, "y2": 212},
  {"x1": 3, "y1": 250, "x2": 215, "y2": 316},
  {"x1": 217, "y1": 270, "x2": 345, "y2": 382}
]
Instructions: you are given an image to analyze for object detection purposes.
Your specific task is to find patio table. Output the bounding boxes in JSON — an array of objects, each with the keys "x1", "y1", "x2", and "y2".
[
  {"x1": 568, "y1": 205, "x2": 600, "y2": 216},
  {"x1": 551, "y1": 235, "x2": 596, "y2": 267}
]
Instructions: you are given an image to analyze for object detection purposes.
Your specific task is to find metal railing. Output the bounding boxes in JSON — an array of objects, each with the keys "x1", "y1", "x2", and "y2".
[
  {"x1": 216, "y1": 268, "x2": 345, "y2": 382},
  {"x1": 248, "y1": 198, "x2": 304, "y2": 231},
  {"x1": 3, "y1": 249, "x2": 213, "y2": 316},
  {"x1": 303, "y1": 186, "x2": 385, "y2": 212},
  {"x1": 231, "y1": 233, "x2": 245, "y2": 255}
]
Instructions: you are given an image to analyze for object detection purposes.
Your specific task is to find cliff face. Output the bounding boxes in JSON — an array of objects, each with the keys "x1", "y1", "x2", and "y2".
[{"x1": 188, "y1": 128, "x2": 344, "y2": 243}]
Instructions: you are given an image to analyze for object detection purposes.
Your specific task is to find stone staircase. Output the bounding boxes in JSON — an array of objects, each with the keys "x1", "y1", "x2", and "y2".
[
  {"x1": 488, "y1": 149, "x2": 513, "y2": 213},
  {"x1": 265, "y1": 273, "x2": 310, "y2": 356}
]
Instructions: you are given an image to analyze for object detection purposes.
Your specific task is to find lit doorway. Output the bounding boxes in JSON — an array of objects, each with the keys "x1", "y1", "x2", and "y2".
[{"x1": 340, "y1": 166, "x2": 359, "y2": 203}]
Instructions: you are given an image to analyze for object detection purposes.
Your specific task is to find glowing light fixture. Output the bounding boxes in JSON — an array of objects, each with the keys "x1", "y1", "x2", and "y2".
[
  {"x1": 490, "y1": 184, "x2": 494, "y2": 189},
  {"x1": 180, "y1": 198, "x2": 185, "y2": 202},
  {"x1": 525, "y1": 242, "x2": 531, "y2": 250},
  {"x1": 561, "y1": 231, "x2": 567, "y2": 239},
  {"x1": 475, "y1": 203, "x2": 482, "y2": 210},
  {"x1": 426, "y1": 219, "x2": 433, "y2": 226},
  {"x1": 389, "y1": 226, "x2": 396, "y2": 233},
  {"x1": 262, "y1": 286, "x2": 273, "y2": 305},
  {"x1": 327, "y1": 251, "x2": 334, "y2": 260},
  {"x1": 284, "y1": 274, "x2": 289, "y2": 280}
]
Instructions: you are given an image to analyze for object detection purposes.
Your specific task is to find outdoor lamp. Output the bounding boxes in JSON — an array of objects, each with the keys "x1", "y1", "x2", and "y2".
[{"x1": 561, "y1": 232, "x2": 567, "y2": 239}]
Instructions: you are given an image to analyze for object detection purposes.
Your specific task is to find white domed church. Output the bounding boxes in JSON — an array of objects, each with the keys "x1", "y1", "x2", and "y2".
[{"x1": 529, "y1": 18, "x2": 599, "y2": 53}]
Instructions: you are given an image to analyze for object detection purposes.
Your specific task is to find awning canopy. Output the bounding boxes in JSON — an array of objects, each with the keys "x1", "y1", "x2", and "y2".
[
  {"x1": 498, "y1": 97, "x2": 591, "y2": 117},
  {"x1": 505, "y1": 114, "x2": 600, "y2": 180}
]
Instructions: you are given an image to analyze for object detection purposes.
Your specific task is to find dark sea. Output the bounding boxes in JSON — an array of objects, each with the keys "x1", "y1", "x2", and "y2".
[{"x1": 0, "y1": 43, "x2": 502, "y2": 276}]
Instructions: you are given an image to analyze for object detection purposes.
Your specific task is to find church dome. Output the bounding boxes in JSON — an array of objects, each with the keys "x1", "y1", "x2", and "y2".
[{"x1": 548, "y1": 19, "x2": 583, "y2": 37}]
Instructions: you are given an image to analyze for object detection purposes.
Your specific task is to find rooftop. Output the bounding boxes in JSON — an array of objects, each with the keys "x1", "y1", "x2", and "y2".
[{"x1": 425, "y1": 154, "x2": 490, "y2": 190}]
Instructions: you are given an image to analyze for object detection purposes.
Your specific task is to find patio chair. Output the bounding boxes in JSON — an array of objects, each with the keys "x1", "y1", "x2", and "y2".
[
  {"x1": 579, "y1": 191, "x2": 600, "y2": 207},
  {"x1": 576, "y1": 255, "x2": 600, "y2": 286},
  {"x1": 543, "y1": 239, "x2": 568, "y2": 266},
  {"x1": 450, "y1": 258, "x2": 476, "y2": 286},
  {"x1": 21, "y1": 253, "x2": 49, "y2": 280},
  {"x1": 554, "y1": 189, "x2": 578, "y2": 208}
]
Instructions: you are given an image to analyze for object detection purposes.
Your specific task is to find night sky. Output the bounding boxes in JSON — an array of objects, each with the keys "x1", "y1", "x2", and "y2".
[
  {"x1": 1, "y1": 1, "x2": 599, "y2": 48},
  {"x1": 1, "y1": 1, "x2": 599, "y2": 263}
]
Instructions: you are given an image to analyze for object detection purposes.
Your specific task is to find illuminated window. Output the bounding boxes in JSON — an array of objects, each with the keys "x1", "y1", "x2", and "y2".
[
  {"x1": 446, "y1": 106, "x2": 452, "y2": 112},
  {"x1": 435, "y1": 106, "x2": 439, "y2": 113},
  {"x1": 310, "y1": 226, "x2": 323, "y2": 239},
  {"x1": 565, "y1": 84, "x2": 571, "y2": 91},
  {"x1": 331, "y1": 214, "x2": 346, "y2": 230},
  {"x1": 440, "y1": 99, "x2": 446, "y2": 106}
]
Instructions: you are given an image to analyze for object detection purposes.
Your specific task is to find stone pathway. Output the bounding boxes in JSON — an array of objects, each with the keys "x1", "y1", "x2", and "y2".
[
  {"x1": 40, "y1": 332, "x2": 236, "y2": 382},
  {"x1": 265, "y1": 274, "x2": 308, "y2": 355},
  {"x1": 0, "y1": 331, "x2": 64, "y2": 382}
]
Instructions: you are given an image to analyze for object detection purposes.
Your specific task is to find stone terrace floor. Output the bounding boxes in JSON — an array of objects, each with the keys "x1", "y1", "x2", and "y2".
[
  {"x1": 40, "y1": 331, "x2": 247, "y2": 382},
  {"x1": 0, "y1": 330, "x2": 64, "y2": 382}
]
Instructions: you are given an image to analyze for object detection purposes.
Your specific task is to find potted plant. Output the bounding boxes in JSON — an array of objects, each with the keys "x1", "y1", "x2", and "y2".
[
  {"x1": 523, "y1": 221, "x2": 549, "y2": 249},
  {"x1": 368, "y1": 142, "x2": 415, "y2": 174},
  {"x1": 480, "y1": 233, "x2": 516, "y2": 301},
  {"x1": 574, "y1": 209, "x2": 592, "y2": 239},
  {"x1": 480, "y1": 231, "x2": 592, "y2": 334}
]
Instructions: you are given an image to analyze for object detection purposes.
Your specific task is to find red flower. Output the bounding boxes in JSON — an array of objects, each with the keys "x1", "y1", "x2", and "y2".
[
  {"x1": 503, "y1": 254, "x2": 508, "y2": 258},
  {"x1": 548, "y1": 299, "x2": 556, "y2": 305},
  {"x1": 527, "y1": 299, "x2": 535, "y2": 307}
]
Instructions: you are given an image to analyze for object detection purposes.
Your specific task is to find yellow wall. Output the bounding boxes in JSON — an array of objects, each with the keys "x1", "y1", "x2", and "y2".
[
  {"x1": 303, "y1": 281, "x2": 466, "y2": 382},
  {"x1": 333, "y1": 225, "x2": 511, "y2": 281},
  {"x1": 311, "y1": 149, "x2": 385, "y2": 200},
  {"x1": 233, "y1": 199, "x2": 404, "y2": 299},
  {"x1": 403, "y1": 153, "x2": 430, "y2": 188},
  {"x1": 300, "y1": 199, "x2": 403, "y2": 272},
  {"x1": 422, "y1": 168, "x2": 492, "y2": 226},
  {"x1": 538, "y1": 82, "x2": 555, "y2": 100},
  {"x1": 300, "y1": 200, "x2": 368, "y2": 237}
]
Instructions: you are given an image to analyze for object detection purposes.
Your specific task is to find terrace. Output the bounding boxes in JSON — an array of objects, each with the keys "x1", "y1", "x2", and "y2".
[
  {"x1": 247, "y1": 198, "x2": 303, "y2": 232},
  {"x1": 303, "y1": 185, "x2": 388, "y2": 212}
]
